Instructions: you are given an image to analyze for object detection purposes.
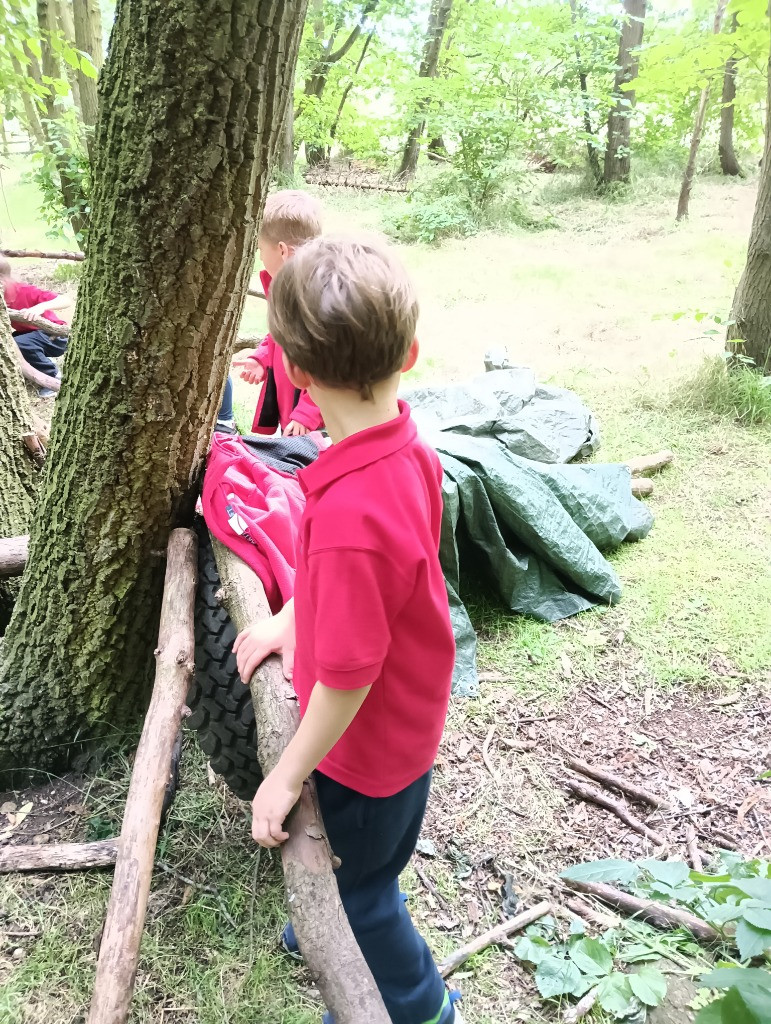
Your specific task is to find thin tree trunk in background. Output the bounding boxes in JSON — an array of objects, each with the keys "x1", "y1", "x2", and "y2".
[
  {"x1": 278, "y1": 95, "x2": 296, "y2": 180},
  {"x1": 54, "y1": 0, "x2": 83, "y2": 119},
  {"x1": 37, "y1": 0, "x2": 88, "y2": 238},
  {"x1": 9, "y1": 54, "x2": 46, "y2": 149},
  {"x1": 603, "y1": 0, "x2": 646, "y2": 185},
  {"x1": 328, "y1": 27, "x2": 376, "y2": 148},
  {"x1": 727, "y1": 5, "x2": 771, "y2": 369},
  {"x1": 73, "y1": 0, "x2": 104, "y2": 158},
  {"x1": 568, "y1": 0, "x2": 603, "y2": 185},
  {"x1": 398, "y1": 0, "x2": 454, "y2": 179},
  {"x1": 676, "y1": 0, "x2": 728, "y2": 220},
  {"x1": 719, "y1": 14, "x2": 743, "y2": 176},
  {"x1": 0, "y1": 297, "x2": 38, "y2": 629},
  {"x1": 0, "y1": 0, "x2": 308, "y2": 775}
]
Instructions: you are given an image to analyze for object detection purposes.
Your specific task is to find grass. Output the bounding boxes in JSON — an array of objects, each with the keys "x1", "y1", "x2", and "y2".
[
  {"x1": 3, "y1": 165, "x2": 771, "y2": 1023},
  {"x1": 675, "y1": 355, "x2": 771, "y2": 425}
]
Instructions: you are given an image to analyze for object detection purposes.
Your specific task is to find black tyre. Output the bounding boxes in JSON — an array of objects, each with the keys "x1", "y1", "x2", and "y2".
[{"x1": 187, "y1": 525, "x2": 263, "y2": 800}]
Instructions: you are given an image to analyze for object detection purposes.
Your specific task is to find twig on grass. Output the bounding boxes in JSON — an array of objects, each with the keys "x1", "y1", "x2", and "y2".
[
  {"x1": 685, "y1": 823, "x2": 704, "y2": 871},
  {"x1": 438, "y1": 901, "x2": 552, "y2": 977},
  {"x1": 414, "y1": 861, "x2": 452, "y2": 913},
  {"x1": 565, "y1": 755, "x2": 672, "y2": 810},
  {"x1": 563, "y1": 778, "x2": 667, "y2": 846},
  {"x1": 563, "y1": 987, "x2": 598, "y2": 1023},
  {"x1": 482, "y1": 724, "x2": 500, "y2": 785}
]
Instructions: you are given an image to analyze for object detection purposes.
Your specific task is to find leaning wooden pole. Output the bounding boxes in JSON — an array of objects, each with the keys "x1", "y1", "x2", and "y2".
[
  {"x1": 87, "y1": 528, "x2": 197, "y2": 1024},
  {"x1": 0, "y1": 536, "x2": 29, "y2": 579},
  {"x1": 211, "y1": 535, "x2": 390, "y2": 1024}
]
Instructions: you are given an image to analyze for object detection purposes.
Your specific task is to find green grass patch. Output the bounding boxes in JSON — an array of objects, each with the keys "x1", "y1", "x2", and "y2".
[{"x1": 674, "y1": 356, "x2": 771, "y2": 425}]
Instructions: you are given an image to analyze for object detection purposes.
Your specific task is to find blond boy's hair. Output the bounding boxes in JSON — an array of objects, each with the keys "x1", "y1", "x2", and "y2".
[
  {"x1": 259, "y1": 190, "x2": 322, "y2": 247},
  {"x1": 268, "y1": 236, "x2": 418, "y2": 400}
]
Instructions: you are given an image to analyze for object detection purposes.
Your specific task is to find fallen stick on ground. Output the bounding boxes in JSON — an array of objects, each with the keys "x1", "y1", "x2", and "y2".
[
  {"x1": 246, "y1": 286, "x2": 266, "y2": 300},
  {"x1": 685, "y1": 823, "x2": 704, "y2": 871},
  {"x1": 481, "y1": 724, "x2": 500, "y2": 784},
  {"x1": 438, "y1": 901, "x2": 552, "y2": 978},
  {"x1": 0, "y1": 536, "x2": 28, "y2": 579},
  {"x1": 0, "y1": 839, "x2": 118, "y2": 874},
  {"x1": 414, "y1": 861, "x2": 452, "y2": 913},
  {"x1": 88, "y1": 528, "x2": 197, "y2": 1024},
  {"x1": 562, "y1": 879, "x2": 719, "y2": 943},
  {"x1": 564, "y1": 897, "x2": 620, "y2": 930},
  {"x1": 1, "y1": 247, "x2": 84, "y2": 261},
  {"x1": 211, "y1": 535, "x2": 390, "y2": 1024},
  {"x1": 624, "y1": 451, "x2": 674, "y2": 477},
  {"x1": 563, "y1": 987, "x2": 598, "y2": 1023},
  {"x1": 564, "y1": 779, "x2": 666, "y2": 846},
  {"x1": 7, "y1": 308, "x2": 70, "y2": 338},
  {"x1": 565, "y1": 756, "x2": 671, "y2": 810}
]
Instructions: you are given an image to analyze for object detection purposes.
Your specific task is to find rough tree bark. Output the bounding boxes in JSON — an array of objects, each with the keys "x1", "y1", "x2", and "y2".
[
  {"x1": 303, "y1": 0, "x2": 380, "y2": 167},
  {"x1": 54, "y1": 0, "x2": 83, "y2": 120},
  {"x1": 603, "y1": 0, "x2": 646, "y2": 185},
  {"x1": 398, "y1": 0, "x2": 454, "y2": 179},
  {"x1": 72, "y1": 0, "x2": 105, "y2": 156},
  {"x1": 676, "y1": 0, "x2": 729, "y2": 221},
  {"x1": 0, "y1": 0, "x2": 308, "y2": 774},
  {"x1": 728, "y1": 4, "x2": 771, "y2": 370},
  {"x1": 278, "y1": 94, "x2": 296, "y2": 180},
  {"x1": 719, "y1": 14, "x2": 743, "y2": 177},
  {"x1": 569, "y1": 0, "x2": 603, "y2": 185},
  {"x1": 0, "y1": 298, "x2": 38, "y2": 628}
]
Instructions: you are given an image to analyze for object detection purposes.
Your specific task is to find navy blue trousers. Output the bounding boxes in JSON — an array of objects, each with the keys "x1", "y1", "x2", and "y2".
[
  {"x1": 315, "y1": 769, "x2": 448, "y2": 1024},
  {"x1": 13, "y1": 329, "x2": 68, "y2": 377}
]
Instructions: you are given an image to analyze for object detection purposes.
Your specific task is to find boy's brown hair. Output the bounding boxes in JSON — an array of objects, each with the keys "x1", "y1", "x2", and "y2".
[
  {"x1": 268, "y1": 236, "x2": 418, "y2": 400},
  {"x1": 258, "y1": 190, "x2": 322, "y2": 247}
]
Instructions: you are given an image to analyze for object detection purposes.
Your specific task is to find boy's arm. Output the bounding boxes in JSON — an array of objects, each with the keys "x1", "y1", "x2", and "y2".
[
  {"x1": 18, "y1": 288, "x2": 70, "y2": 319},
  {"x1": 251, "y1": 681, "x2": 371, "y2": 847},
  {"x1": 232, "y1": 336, "x2": 272, "y2": 385}
]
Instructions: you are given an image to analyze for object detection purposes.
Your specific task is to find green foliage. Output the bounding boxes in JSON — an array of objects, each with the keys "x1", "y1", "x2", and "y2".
[
  {"x1": 514, "y1": 912, "x2": 667, "y2": 1017},
  {"x1": 697, "y1": 968, "x2": 771, "y2": 1022},
  {"x1": 674, "y1": 357, "x2": 771, "y2": 427},
  {"x1": 28, "y1": 115, "x2": 91, "y2": 241}
]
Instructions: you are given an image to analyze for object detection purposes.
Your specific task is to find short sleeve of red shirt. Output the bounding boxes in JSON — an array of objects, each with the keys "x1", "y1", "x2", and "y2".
[{"x1": 307, "y1": 547, "x2": 410, "y2": 690}]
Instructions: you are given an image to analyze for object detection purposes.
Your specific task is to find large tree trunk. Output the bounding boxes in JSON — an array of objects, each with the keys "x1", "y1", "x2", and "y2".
[
  {"x1": 0, "y1": 298, "x2": 38, "y2": 629},
  {"x1": 0, "y1": 0, "x2": 308, "y2": 775},
  {"x1": 602, "y1": 0, "x2": 646, "y2": 185},
  {"x1": 719, "y1": 14, "x2": 743, "y2": 177},
  {"x1": 398, "y1": 0, "x2": 454, "y2": 179},
  {"x1": 676, "y1": 0, "x2": 729, "y2": 220},
  {"x1": 569, "y1": 0, "x2": 603, "y2": 185},
  {"x1": 727, "y1": 8, "x2": 771, "y2": 370},
  {"x1": 36, "y1": 0, "x2": 88, "y2": 238},
  {"x1": 72, "y1": 0, "x2": 105, "y2": 156}
]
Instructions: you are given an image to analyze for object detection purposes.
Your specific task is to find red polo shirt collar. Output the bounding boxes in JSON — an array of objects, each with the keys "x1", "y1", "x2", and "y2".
[{"x1": 298, "y1": 400, "x2": 416, "y2": 496}]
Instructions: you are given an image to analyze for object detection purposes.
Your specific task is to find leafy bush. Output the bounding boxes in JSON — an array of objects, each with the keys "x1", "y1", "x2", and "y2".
[
  {"x1": 675, "y1": 356, "x2": 771, "y2": 427},
  {"x1": 384, "y1": 185, "x2": 477, "y2": 245}
]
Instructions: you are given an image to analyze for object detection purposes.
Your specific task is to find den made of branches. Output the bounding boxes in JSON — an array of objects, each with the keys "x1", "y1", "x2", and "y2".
[{"x1": 0, "y1": 0, "x2": 309, "y2": 774}]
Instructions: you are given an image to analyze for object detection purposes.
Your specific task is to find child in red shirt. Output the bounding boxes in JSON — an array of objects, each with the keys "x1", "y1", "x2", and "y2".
[
  {"x1": 0, "y1": 255, "x2": 70, "y2": 396},
  {"x1": 233, "y1": 191, "x2": 323, "y2": 436},
  {"x1": 234, "y1": 238, "x2": 462, "y2": 1024}
]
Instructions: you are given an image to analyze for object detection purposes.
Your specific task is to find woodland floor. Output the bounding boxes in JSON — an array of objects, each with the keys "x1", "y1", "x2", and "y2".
[{"x1": 1, "y1": 164, "x2": 770, "y2": 1023}]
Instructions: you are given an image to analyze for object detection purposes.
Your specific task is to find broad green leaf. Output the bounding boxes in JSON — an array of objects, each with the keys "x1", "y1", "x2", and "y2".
[
  {"x1": 719, "y1": 987, "x2": 764, "y2": 1024},
  {"x1": 560, "y1": 859, "x2": 639, "y2": 885},
  {"x1": 733, "y1": 880, "x2": 771, "y2": 903},
  {"x1": 62, "y1": 47, "x2": 81, "y2": 70},
  {"x1": 641, "y1": 861, "x2": 691, "y2": 888},
  {"x1": 569, "y1": 917, "x2": 585, "y2": 936},
  {"x1": 597, "y1": 973, "x2": 636, "y2": 1017},
  {"x1": 80, "y1": 56, "x2": 98, "y2": 79},
  {"x1": 569, "y1": 937, "x2": 613, "y2": 977},
  {"x1": 735, "y1": 920, "x2": 771, "y2": 960},
  {"x1": 514, "y1": 935, "x2": 551, "y2": 965},
  {"x1": 701, "y1": 967, "x2": 771, "y2": 1019},
  {"x1": 692, "y1": 872, "x2": 733, "y2": 884},
  {"x1": 694, "y1": 997, "x2": 725, "y2": 1024},
  {"x1": 628, "y1": 966, "x2": 667, "y2": 1007},
  {"x1": 535, "y1": 955, "x2": 585, "y2": 999},
  {"x1": 743, "y1": 907, "x2": 771, "y2": 931},
  {"x1": 25, "y1": 36, "x2": 42, "y2": 59},
  {"x1": 707, "y1": 904, "x2": 745, "y2": 926}
]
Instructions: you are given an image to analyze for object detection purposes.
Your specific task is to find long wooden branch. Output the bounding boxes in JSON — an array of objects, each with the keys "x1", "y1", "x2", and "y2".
[
  {"x1": 247, "y1": 286, "x2": 267, "y2": 301},
  {"x1": 0, "y1": 536, "x2": 29, "y2": 579},
  {"x1": 438, "y1": 901, "x2": 552, "y2": 978},
  {"x1": 1, "y1": 248, "x2": 84, "y2": 261},
  {"x1": 564, "y1": 779, "x2": 666, "y2": 846},
  {"x1": 211, "y1": 535, "x2": 390, "y2": 1024},
  {"x1": 565, "y1": 756, "x2": 671, "y2": 810},
  {"x1": 7, "y1": 308, "x2": 70, "y2": 338},
  {"x1": 0, "y1": 839, "x2": 118, "y2": 873},
  {"x1": 562, "y1": 879, "x2": 719, "y2": 943},
  {"x1": 88, "y1": 528, "x2": 197, "y2": 1024}
]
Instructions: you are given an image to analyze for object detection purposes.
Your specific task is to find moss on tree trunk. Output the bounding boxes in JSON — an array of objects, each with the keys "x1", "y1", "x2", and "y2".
[
  {"x1": 0, "y1": 0, "x2": 308, "y2": 774},
  {"x1": 0, "y1": 297, "x2": 38, "y2": 629}
]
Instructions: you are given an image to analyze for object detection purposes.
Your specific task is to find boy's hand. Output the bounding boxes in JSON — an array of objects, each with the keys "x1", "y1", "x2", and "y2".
[
  {"x1": 233, "y1": 357, "x2": 265, "y2": 385},
  {"x1": 284, "y1": 420, "x2": 310, "y2": 436},
  {"x1": 251, "y1": 768, "x2": 302, "y2": 847},
  {"x1": 233, "y1": 607, "x2": 295, "y2": 682}
]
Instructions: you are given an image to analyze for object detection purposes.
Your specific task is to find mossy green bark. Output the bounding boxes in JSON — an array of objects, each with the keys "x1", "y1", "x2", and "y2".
[
  {"x1": 0, "y1": 0, "x2": 307, "y2": 773},
  {"x1": 0, "y1": 296, "x2": 38, "y2": 627}
]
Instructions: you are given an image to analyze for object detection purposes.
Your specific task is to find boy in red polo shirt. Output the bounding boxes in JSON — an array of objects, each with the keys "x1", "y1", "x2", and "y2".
[
  {"x1": 233, "y1": 238, "x2": 462, "y2": 1024},
  {"x1": 233, "y1": 190, "x2": 323, "y2": 436}
]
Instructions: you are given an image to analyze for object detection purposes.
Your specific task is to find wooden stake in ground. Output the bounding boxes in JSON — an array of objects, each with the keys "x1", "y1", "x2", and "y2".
[
  {"x1": 564, "y1": 778, "x2": 666, "y2": 846},
  {"x1": 87, "y1": 528, "x2": 197, "y2": 1024},
  {"x1": 0, "y1": 839, "x2": 118, "y2": 874},
  {"x1": 211, "y1": 535, "x2": 390, "y2": 1024},
  {"x1": 562, "y1": 878, "x2": 719, "y2": 943},
  {"x1": 0, "y1": 536, "x2": 29, "y2": 579},
  {"x1": 438, "y1": 901, "x2": 552, "y2": 978}
]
